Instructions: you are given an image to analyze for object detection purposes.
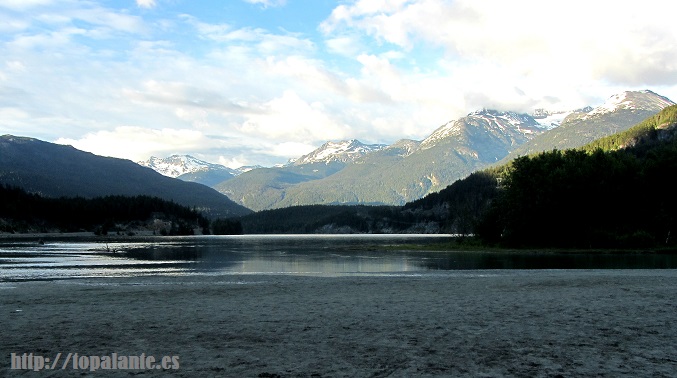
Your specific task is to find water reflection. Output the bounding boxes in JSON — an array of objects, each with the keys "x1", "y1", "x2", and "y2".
[{"x1": 1, "y1": 235, "x2": 676, "y2": 281}]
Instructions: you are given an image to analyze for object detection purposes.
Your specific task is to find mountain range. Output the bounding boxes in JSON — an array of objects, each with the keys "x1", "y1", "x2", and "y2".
[
  {"x1": 3, "y1": 89, "x2": 673, "y2": 217},
  {"x1": 236, "y1": 103, "x2": 677, "y2": 237},
  {"x1": 167, "y1": 90, "x2": 670, "y2": 211},
  {"x1": 256, "y1": 109, "x2": 546, "y2": 211},
  {"x1": 0, "y1": 136, "x2": 251, "y2": 218},
  {"x1": 208, "y1": 109, "x2": 548, "y2": 211}
]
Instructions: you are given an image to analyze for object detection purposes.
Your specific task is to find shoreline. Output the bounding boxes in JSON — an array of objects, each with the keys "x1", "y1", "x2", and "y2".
[{"x1": 3, "y1": 232, "x2": 677, "y2": 255}]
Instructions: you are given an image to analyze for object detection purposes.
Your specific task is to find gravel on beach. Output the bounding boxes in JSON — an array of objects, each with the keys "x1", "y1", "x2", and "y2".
[{"x1": 2, "y1": 270, "x2": 676, "y2": 377}]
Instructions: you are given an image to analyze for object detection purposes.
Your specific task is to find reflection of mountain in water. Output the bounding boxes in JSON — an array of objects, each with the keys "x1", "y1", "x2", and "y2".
[
  {"x1": 3, "y1": 236, "x2": 677, "y2": 282},
  {"x1": 122, "y1": 237, "x2": 677, "y2": 272}
]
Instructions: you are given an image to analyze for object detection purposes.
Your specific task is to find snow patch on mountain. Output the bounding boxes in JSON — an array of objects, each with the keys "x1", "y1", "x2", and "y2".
[
  {"x1": 235, "y1": 165, "x2": 263, "y2": 174},
  {"x1": 532, "y1": 109, "x2": 575, "y2": 129},
  {"x1": 584, "y1": 90, "x2": 675, "y2": 119},
  {"x1": 384, "y1": 139, "x2": 421, "y2": 157},
  {"x1": 420, "y1": 109, "x2": 543, "y2": 149},
  {"x1": 291, "y1": 139, "x2": 386, "y2": 165},
  {"x1": 419, "y1": 121, "x2": 463, "y2": 149},
  {"x1": 471, "y1": 109, "x2": 541, "y2": 129},
  {"x1": 139, "y1": 155, "x2": 235, "y2": 178}
]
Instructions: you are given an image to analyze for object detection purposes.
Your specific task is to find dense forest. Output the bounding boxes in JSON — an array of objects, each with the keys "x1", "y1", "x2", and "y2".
[
  {"x1": 0, "y1": 185, "x2": 242, "y2": 235},
  {"x1": 239, "y1": 204, "x2": 425, "y2": 234},
  {"x1": 476, "y1": 105, "x2": 677, "y2": 248},
  {"x1": 477, "y1": 148, "x2": 673, "y2": 247}
]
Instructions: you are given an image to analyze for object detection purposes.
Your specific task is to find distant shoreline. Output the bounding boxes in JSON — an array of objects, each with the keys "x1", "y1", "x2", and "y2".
[
  {"x1": 0, "y1": 231, "x2": 156, "y2": 241},
  {"x1": 2, "y1": 232, "x2": 677, "y2": 255}
]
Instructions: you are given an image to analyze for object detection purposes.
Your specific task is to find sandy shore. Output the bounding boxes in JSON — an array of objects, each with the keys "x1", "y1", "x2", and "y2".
[{"x1": 2, "y1": 270, "x2": 676, "y2": 377}]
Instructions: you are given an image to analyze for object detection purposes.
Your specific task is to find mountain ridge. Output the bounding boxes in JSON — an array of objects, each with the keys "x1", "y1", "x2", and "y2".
[
  {"x1": 501, "y1": 90, "x2": 675, "y2": 161},
  {"x1": 214, "y1": 90, "x2": 673, "y2": 211},
  {"x1": 139, "y1": 155, "x2": 236, "y2": 178},
  {"x1": 217, "y1": 109, "x2": 546, "y2": 211},
  {"x1": 289, "y1": 139, "x2": 387, "y2": 165},
  {"x1": 0, "y1": 135, "x2": 252, "y2": 218}
]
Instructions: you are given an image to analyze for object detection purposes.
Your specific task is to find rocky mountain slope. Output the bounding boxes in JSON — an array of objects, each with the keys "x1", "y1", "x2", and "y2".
[
  {"x1": 289, "y1": 139, "x2": 386, "y2": 165},
  {"x1": 214, "y1": 140, "x2": 384, "y2": 210},
  {"x1": 217, "y1": 110, "x2": 546, "y2": 211}
]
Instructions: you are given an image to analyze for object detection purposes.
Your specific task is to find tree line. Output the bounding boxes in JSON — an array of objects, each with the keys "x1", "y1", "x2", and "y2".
[{"x1": 0, "y1": 185, "x2": 242, "y2": 235}]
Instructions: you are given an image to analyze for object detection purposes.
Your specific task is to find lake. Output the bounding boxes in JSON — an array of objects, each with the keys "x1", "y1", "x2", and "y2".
[{"x1": 1, "y1": 234, "x2": 676, "y2": 282}]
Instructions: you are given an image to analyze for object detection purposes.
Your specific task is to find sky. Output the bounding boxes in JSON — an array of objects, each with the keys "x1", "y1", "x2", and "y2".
[{"x1": 1, "y1": 0, "x2": 677, "y2": 168}]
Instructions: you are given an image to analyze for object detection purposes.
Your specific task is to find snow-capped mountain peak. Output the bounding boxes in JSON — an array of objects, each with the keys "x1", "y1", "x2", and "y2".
[
  {"x1": 469, "y1": 109, "x2": 540, "y2": 127},
  {"x1": 584, "y1": 90, "x2": 675, "y2": 119},
  {"x1": 420, "y1": 109, "x2": 543, "y2": 149},
  {"x1": 292, "y1": 139, "x2": 387, "y2": 165},
  {"x1": 139, "y1": 155, "x2": 232, "y2": 178},
  {"x1": 419, "y1": 120, "x2": 463, "y2": 148}
]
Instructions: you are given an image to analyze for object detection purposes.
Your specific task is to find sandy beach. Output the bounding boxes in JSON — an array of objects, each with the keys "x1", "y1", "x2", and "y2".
[{"x1": 2, "y1": 270, "x2": 676, "y2": 377}]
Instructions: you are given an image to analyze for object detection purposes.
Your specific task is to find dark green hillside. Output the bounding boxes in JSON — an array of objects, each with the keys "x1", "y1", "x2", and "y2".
[
  {"x1": 0, "y1": 135, "x2": 251, "y2": 218},
  {"x1": 583, "y1": 105, "x2": 677, "y2": 152},
  {"x1": 0, "y1": 185, "x2": 211, "y2": 235},
  {"x1": 239, "y1": 205, "x2": 426, "y2": 234},
  {"x1": 403, "y1": 171, "x2": 501, "y2": 235},
  {"x1": 476, "y1": 106, "x2": 677, "y2": 248}
]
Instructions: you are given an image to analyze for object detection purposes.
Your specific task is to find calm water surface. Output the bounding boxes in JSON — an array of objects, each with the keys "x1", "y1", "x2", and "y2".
[{"x1": 1, "y1": 234, "x2": 676, "y2": 282}]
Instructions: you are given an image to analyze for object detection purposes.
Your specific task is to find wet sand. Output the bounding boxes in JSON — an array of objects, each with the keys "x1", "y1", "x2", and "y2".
[{"x1": 2, "y1": 270, "x2": 676, "y2": 377}]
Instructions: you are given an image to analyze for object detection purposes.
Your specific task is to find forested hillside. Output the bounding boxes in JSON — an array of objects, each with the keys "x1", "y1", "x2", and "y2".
[
  {"x1": 0, "y1": 135, "x2": 251, "y2": 218},
  {"x1": 0, "y1": 185, "x2": 242, "y2": 235},
  {"x1": 476, "y1": 105, "x2": 677, "y2": 248},
  {"x1": 583, "y1": 105, "x2": 677, "y2": 152},
  {"x1": 239, "y1": 205, "x2": 430, "y2": 234}
]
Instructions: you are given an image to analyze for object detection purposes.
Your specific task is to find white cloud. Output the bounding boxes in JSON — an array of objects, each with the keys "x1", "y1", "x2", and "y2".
[
  {"x1": 266, "y1": 142, "x2": 316, "y2": 158},
  {"x1": 56, "y1": 127, "x2": 212, "y2": 161},
  {"x1": 198, "y1": 26, "x2": 313, "y2": 55},
  {"x1": 322, "y1": 0, "x2": 677, "y2": 90},
  {"x1": 324, "y1": 35, "x2": 364, "y2": 57},
  {"x1": 243, "y1": 0, "x2": 287, "y2": 9},
  {"x1": 136, "y1": 0, "x2": 157, "y2": 9},
  {"x1": 0, "y1": 14, "x2": 30, "y2": 32},
  {"x1": 239, "y1": 90, "x2": 350, "y2": 141},
  {"x1": 218, "y1": 156, "x2": 249, "y2": 169},
  {"x1": 0, "y1": 0, "x2": 53, "y2": 10},
  {"x1": 67, "y1": 8, "x2": 147, "y2": 34}
]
